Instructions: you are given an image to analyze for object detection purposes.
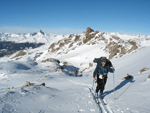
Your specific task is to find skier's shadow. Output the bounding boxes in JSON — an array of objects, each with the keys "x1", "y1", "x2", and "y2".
[{"x1": 103, "y1": 76, "x2": 135, "y2": 99}]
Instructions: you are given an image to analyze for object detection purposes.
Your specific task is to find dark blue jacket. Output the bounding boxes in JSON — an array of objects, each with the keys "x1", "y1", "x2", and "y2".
[{"x1": 93, "y1": 58, "x2": 114, "y2": 78}]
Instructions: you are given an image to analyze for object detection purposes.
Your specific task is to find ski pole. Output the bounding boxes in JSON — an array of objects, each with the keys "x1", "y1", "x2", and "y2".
[
  {"x1": 92, "y1": 79, "x2": 97, "y2": 91},
  {"x1": 113, "y1": 72, "x2": 115, "y2": 99},
  {"x1": 92, "y1": 80, "x2": 94, "y2": 90}
]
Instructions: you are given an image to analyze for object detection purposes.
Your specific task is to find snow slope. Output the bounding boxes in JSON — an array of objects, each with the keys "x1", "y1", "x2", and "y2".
[
  {"x1": 0, "y1": 29, "x2": 150, "y2": 113},
  {"x1": 104, "y1": 46, "x2": 150, "y2": 113},
  {"x1": 0, "y1": 46, "x2": 150, "y2": 113}
]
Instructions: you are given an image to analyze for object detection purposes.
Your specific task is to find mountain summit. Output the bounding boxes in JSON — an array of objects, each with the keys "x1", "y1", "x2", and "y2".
[
  {"x1": 31, "y1": 29, "x2": 45, "y2": 36},
  {"x1": 37, "y1": 29, "x2": 44, "y2": 35}
]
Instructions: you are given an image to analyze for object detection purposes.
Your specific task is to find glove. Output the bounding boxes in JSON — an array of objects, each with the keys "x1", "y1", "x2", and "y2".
[
  {"x1": 99, "y1": 75, "x2": 104, "y2": 79},
  {"x1": 111, "y1": 67, "x2": 115, "y2": 71}
]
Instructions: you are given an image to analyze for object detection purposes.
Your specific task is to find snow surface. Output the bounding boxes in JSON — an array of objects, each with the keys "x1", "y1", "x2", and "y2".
[{"x1": 0, "y1": 31, "x2": 150, "y2": 113}]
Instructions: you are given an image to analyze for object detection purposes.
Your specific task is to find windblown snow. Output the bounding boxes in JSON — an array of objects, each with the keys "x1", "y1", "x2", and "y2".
[{"x1": 0, "y1": 29, "x2": 150, "y2": 113}]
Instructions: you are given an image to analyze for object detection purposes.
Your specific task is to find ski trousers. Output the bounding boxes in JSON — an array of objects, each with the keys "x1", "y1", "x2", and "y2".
[{"x1": 96, "y1": 74, "x2": 107, "y2": 93}]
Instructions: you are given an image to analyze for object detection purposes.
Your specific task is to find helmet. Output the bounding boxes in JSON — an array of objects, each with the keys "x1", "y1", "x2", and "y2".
[{"x1": 101, "y1": 57, "x2": 107, "y2": 62}]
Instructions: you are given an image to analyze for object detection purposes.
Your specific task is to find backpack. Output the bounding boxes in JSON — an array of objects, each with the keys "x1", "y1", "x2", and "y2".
[{"x1": 93, "y1": 57, "x2": 113, "y2": 67}]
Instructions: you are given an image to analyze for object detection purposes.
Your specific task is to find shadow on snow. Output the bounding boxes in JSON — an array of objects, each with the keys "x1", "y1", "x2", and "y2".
[
  {"x1": 16, "y1": 63, "x2": 31, "y2": 70},
  {"x1": 103, "y1": 76, "x2": 135, "y2": 99},
  {"x1": 0, "y1": 41, "x2": 44, "y2": 57},
  {"x1": 62, "y1": 65, "x2": 80, "y2": 77}
]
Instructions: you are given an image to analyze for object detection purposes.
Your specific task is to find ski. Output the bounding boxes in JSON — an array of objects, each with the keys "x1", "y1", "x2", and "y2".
[
  {"x1": 98, "y1": 97, "x2": 107, "y2": 105},
  {"x1": 89, "y1": 88, "x2": 104, "y2": 112},
  {"x1": 89, "y1": 88, "x2": 100, "y2": 104},
  {"x1": 98, "y1": 93, "x2": 106, "y2": 105},
  {"x1": 101, "y1": 99, "x2": 107, "y2": 105},
  {"x1": 94, "y1": 96, "x2": 100, "y2": 104}
]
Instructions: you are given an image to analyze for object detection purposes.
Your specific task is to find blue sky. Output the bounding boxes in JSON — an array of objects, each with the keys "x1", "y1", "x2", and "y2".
[{"x1": 0, "y1": 0, "x2": 150, "y2": 35}]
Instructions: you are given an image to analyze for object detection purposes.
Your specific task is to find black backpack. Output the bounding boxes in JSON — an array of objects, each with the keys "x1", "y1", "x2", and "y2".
[{"x1": 93, "y1": 57, "x2": 113, "y2": 67}]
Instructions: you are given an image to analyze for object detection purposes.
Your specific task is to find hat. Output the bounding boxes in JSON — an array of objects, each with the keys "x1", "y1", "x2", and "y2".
[{"x1": 101, "y1": 57, "x2": 107, "y2": 62}]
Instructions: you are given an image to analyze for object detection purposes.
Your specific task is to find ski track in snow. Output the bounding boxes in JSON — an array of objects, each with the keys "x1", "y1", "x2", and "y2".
[{"x1": 67, "y1": 79, "x2": 113, "y2": 113}]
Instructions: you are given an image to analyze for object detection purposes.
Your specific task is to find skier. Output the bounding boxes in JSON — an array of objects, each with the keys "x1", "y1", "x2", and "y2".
[
  {"x1": 75, "y1": 70, "x2": 78, "y2": 77},
  {"x1": 93, "y1": 57, "x2": 115, "y2": 98}
]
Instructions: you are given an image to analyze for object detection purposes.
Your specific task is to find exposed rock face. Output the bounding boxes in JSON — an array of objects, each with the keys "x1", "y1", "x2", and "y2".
[
  {"x1": 74, "y1": 35, "x2": 80, "y2": 42},
  {"x1": 31, "y1": 32, "x2": 37, "y2": 36},
  {"x1": 140, "y1": 67, "x2": 149, "y2": 74},
  {"x1": 64, "y1": 38, "x2": 71, "y2": 44},
  {"x1": 38, "y1": 29, "x2": 45, "y2": 35},
  {"x1": 128, "y1": 40, "x2": 138, "y2": 53},
  {"x1": 105, "y1": 42, "x2": 120, "y2": 59},
  {"x1": 15, "y1": 50, "x2": 26, "y2": 58},
  {"x1": 68, "y1": 34, "x2": 74, "y2": 39},
  {"x1": 103, "y1": 35, "x2": 140, "y2": 59},
  {"x1": 47, "y1": 27, "x2": 142, "y2": 59},
  {"x1": 24, "y1": 82, "x2": 45, "y2": 87},
  {"x1": 121, "y1": 74, "x2": 133, "y2": 80},
  {"x1": 48, "y1": 27, "x2": 104, "y2": 56},
  {"x1": 85, "y1": 27, "x2": 94, "y2": 36},
  {"x1": 41, "y1": 58, "x2": 60, "y2": 63},
  {"x1": 59, "y1": 43, "x2": 64, "y2": 48},
  {"x1": 24, "y1": 82, "x2": 30, "y2": 87},
  {"x1": 31, "y1": 29, "x2": 44, "y2": 36},
  {"x1": 83, "y1": 29, "x2": 99, "y2": 44},
  {"x1": 69, "y1": 42, "x2": 74, "y2": 48}
]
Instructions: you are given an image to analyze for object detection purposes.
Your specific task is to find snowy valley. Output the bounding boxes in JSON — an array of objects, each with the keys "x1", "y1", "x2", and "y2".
[{"x1": 0, "y1": 28, "x2": 150, "y2": 113}]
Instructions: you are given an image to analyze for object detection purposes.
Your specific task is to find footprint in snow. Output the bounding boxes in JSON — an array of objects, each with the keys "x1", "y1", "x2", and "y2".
[
  {"x1": 89, "y1": 109, "x2": 95, "y2": 112},
  {"x1": 78, "y1": 109, "x2": 85, "y2": 112}
]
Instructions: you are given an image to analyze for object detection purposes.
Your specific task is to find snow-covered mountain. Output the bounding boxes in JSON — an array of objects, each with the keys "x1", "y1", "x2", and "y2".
[
  {"x1": 31, "y1": 29, "x2": 45, "y2": 36},
  {"x1": 0, "y1": 28, "x2": 150, "y2": 113},
  {"x1": 0, "y1": 30, "x2": 69, "y2": 43},
  {"x1": 1, "y1": 27, "x2": 150, "y2": 72}
]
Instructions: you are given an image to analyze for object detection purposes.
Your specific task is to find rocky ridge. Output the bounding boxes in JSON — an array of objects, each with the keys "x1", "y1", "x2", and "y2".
[{"x1": 47, "y1": 27, "x2": 149, "y2": 59}]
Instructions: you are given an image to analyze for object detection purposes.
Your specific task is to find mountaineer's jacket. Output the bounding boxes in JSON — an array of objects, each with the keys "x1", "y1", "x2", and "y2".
[{"x1": 93, "y1": 57, "x2": 114, "y2": 78}]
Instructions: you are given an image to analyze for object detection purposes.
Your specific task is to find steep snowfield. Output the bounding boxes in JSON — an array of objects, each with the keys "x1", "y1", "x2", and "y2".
[
  {"x1": 0, "y1": 30, "x2": 150, "y2": 113},
  {"x1": 104, "y1": 47, "x2": 150, "y2": 113},
  {"x1": 0, "y1": 46, "x2": 150, "y2": 113}
]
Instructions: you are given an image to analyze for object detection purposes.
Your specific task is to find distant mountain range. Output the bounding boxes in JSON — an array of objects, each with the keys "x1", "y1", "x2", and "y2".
[
  {"x1": 0, "y1": 29, "x2": 69, "y2": 43},
  {"x1": 0, "y1": 28, "x2": 150, "y2": 70}
]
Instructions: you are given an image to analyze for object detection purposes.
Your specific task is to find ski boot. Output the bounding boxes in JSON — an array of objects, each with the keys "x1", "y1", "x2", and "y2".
[
  {"x1": 95, "y1": 92, "x2": 98, "y2": 98},
  {"x1": 100, "y1": 92, "x2": 103, "y2": 99}
]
